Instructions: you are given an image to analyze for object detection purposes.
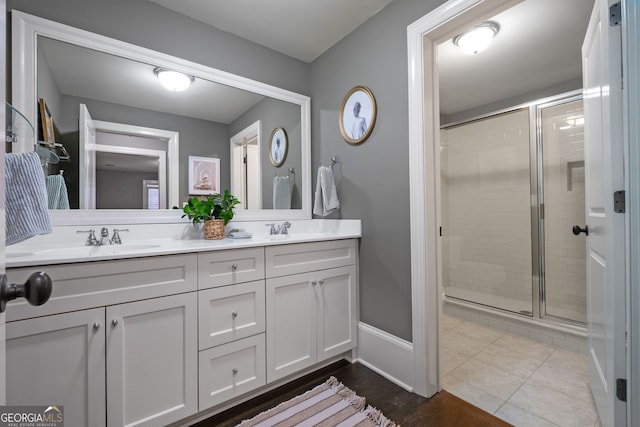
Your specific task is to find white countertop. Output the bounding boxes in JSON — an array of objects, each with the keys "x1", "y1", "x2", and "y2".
[{"x1": 6, "y1": 219, "x2": 361, "y2": 268}]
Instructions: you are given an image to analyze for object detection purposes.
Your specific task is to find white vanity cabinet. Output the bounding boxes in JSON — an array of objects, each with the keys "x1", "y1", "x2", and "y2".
[
  {"x1": 5, "y1": 255, "x2": 199, "y2": 427},
  {"x1": 265, "y1": 240, "x2": 358, "y2": 382},
  {"x1": 197, "y1": 248, "x2": 267, "y2": 411}
]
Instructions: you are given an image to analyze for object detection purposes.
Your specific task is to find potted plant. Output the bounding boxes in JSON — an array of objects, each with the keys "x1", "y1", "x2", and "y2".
[{"x1": 175, "y1": 190, "x2": 240, "y2": 239}]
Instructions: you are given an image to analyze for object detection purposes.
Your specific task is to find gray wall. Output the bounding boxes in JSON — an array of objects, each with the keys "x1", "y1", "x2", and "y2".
[
  {"x1": 96, "y1": 169, "x2": 158, "y2": 209},
  {"x1": 309, "y1": 0, "x2": 446, "y2": 341}
]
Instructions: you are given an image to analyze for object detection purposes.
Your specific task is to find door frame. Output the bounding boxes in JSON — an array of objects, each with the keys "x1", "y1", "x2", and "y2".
[
  {"x1": 406, "y1": 0, "x2": 636, "y2": 408},
  {"x1": 406, "y1": 0, "x2": 524, "y2": 397}
]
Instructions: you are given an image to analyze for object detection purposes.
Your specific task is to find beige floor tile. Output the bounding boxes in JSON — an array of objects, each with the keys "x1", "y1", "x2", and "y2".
[
  {"x1": 442, "y1": 329, "x2": 492, "y2": 358},
  {"x1": 528, "y1": 363, "x2": 593, "y2": 407},
  {"x1": 495, "y1": 402, "x2": 561, "y2": 427},
  {"x1": 474, "y1": 343, "x2": 544, "y2": 379},
  {"x1": 492, "y1": 333, "x2": 554, "y2": 362},
  {"x1": 443, "y1": 372, "x2": 505, "y2": 414},
  {"x1": 442, "y1": 314, "x2": 466, "y2": 332},
  {"x1": 441, "y1": 346, "x2": 469, "y2": 375},
  {"x1": 509, "y1": 382, "x2": 599, "y2": 427},
  {"x1": 545, "y1": 348, "x2": 589, "y2": 376},
  {"x1": 446, "y1": 358, "x2": 527, "y2": 401},
  {"x1": 455, "y1": 320, "x2": 505, "y2": 343}
]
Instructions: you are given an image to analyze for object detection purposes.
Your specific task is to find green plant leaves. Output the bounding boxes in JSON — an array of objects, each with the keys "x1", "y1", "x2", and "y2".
[{"x1": 173, "y1": 190, "x2": 240, "y2": 226}]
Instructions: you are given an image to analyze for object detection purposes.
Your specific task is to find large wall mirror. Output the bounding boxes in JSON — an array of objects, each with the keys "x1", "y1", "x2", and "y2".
[{"x1": 11, "y1": 11, "x2": 311, "y2": 225}]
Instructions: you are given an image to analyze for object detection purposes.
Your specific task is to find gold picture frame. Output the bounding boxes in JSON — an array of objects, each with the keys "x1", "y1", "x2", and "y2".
[
  {"x1": 38, "y1": 98, "x2": 56, "y2": 146},
  {"x1": 269, "y1": 127, "x2": 288, "y2": 167},
  {"x1": 339, "y1": 85, "x2": 377, "y2": 145}
]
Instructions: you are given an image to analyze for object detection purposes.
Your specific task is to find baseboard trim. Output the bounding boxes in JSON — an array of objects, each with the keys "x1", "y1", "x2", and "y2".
[{"x1": 356, "y1": 322, "x2": 414, "y2": 392}]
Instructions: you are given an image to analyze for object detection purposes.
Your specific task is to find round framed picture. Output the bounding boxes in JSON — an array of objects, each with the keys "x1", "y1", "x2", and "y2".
[
  {"x1": 269, "y1": 127, "x2": 288, "y2": 167},
  {"x1": 339, "y1": 85, "x2": 377, "y2": 145}
]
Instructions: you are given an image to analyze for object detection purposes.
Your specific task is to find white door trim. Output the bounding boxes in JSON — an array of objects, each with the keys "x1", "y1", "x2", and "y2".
[{"x1": 406, "y1": 0, "x2": 527, "y2": 397}]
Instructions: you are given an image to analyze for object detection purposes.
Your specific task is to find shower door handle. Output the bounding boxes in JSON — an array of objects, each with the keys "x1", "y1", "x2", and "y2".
[{"x1": 572, "y1": 225, "x2": 589, "y2": 236}]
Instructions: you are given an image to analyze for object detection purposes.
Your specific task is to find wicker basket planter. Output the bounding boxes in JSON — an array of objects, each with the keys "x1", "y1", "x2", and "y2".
[{"x1": 204, "y1": 219, "x2": 225, "y2": 240}]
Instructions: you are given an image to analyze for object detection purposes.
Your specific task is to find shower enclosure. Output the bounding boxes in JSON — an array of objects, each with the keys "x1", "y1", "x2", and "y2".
[{"x1": 440, "y1": 92, "x2": 586, "y2": 324}]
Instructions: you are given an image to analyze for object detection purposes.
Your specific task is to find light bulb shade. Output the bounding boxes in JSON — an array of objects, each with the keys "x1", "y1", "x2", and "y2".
[
  {"x1": 453, "y1": 22, "x2": 500, "y2": 55},
  {"x1": 154, "y1": 68, "x2": 194, "y2": 91}
]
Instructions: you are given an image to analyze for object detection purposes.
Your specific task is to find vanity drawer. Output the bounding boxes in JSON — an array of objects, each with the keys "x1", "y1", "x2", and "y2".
[
  {"x1": 198, "y1": 247, "x2": 265, "y2": 289},
  {"x1": 265, "y1": 239, "x2": 357, "y2": 278},
  {"x1": 198, "y1": 334, "x2": 266, "y2": 411},
  {"x1": 5, "y1": 254, "x2": 198, "y2": 322},
  {"x1": 198, "y1": 280, "x2": 265, "y2": 350}
]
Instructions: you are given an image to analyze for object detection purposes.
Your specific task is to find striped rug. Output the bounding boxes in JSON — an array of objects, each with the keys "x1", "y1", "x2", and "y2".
[{"x1": 238, "y1": 377, "x2": 398, "y2": 427}]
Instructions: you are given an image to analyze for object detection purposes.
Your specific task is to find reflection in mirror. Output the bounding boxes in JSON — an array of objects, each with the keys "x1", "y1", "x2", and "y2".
[{"x1": 11, "y1": 11, "x2": 311, "y2": 224}]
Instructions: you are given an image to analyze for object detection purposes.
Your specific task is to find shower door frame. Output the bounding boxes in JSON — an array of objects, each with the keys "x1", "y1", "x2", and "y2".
[{"x1": 533, "y1": 91, "x2": 586, "y2": 325}]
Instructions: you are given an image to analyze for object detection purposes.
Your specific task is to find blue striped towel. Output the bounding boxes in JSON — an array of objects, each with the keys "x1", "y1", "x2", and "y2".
[
  {"x1": 46, "y1": 175, "x2": 70, "y2": 209},
  {"x1": 5, "y1": 152, "x2": 53, "y2": 245}
]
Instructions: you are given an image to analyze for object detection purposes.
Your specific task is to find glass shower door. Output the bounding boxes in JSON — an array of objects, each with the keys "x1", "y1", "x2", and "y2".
[{"x1": 539, "y1": 99, "x2": 586, "y2": 323}]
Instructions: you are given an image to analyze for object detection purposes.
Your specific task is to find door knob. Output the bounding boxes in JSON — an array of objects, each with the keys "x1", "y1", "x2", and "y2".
[
  {"x1": 0, "y1": 272, "x2": 53, "y2": 313},
  {"x1": 572, "y1": 225, "x2": 589, "y2": 236}
]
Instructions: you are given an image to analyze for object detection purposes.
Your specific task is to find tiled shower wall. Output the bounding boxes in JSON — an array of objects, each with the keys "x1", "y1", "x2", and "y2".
[
  {"x1": 441, "y1": 101, "x2": 587, "y2": 323},
  {"x1": 441, "y1": 109, "x2": 533, "y2": 313}
]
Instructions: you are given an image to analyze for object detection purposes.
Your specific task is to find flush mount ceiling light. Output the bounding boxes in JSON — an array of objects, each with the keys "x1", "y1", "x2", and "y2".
[
  {"x1": 153, "y1": 68, "x2": 194, "y2": 91},
  {"x1": 453, "y1": 21, "x2": 500, "y2": 55}
]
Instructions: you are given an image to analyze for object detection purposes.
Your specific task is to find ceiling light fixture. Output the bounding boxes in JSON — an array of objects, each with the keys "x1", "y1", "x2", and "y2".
[
  {"x1": 153, "y1": 68, "x2": 194, "y2": 91},
  {"x1": 453, "y1": 21, "x2": 500, "y2": 55}
]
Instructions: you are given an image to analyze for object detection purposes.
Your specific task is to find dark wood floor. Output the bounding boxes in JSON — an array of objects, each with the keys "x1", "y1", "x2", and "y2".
[{"x1": 193, "y1": 361, "x2": 512, "y2": 426}]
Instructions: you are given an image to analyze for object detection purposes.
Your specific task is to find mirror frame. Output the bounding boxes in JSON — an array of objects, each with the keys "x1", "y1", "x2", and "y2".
[{"x1": 11, "y1": 10, "x2": 312, "y2": 225}]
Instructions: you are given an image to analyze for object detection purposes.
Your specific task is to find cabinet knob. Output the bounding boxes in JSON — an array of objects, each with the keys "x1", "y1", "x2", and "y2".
[
  {"x1": 231, "y1": 311, "x2": 238, "y2": 318},
  {"x1": 111, "y1": 319, "x2": 118, "y2": 328},
  {"x1": 93, "y1": 322, "x2": 101, "y2": 332},
  {"x1": 312, "y1": 280, "x2": 317, "y2": 286},
  {"x1": 232, "y1": 368, "x2": 238, "y2": 375},
  {"x1": 231, "y1": 264, "x2": 238, "y2": 271},
  {"x1": 318, "y1": 279, "x2": 324, "y2": 285}
]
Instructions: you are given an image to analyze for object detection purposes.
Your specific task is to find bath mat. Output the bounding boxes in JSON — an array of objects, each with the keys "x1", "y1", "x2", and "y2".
[{"x1": 237, "y1": 376, "x2": 399, "y2": 427}]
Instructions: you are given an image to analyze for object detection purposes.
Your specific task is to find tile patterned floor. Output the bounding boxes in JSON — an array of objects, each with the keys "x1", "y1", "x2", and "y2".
[{"x1": 442, "y1": 314, "x2": 601, "y2": 427}]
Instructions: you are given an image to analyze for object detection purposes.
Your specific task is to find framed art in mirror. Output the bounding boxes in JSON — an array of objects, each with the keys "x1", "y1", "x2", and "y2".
[
  {"x1": 339, "y1": 85, "x2": 377, "y2": 145},
  {"x1": 189, "y1": 156, "x2": 220, "y2": 195},
  {"x1": 38, "y1": 98, "x2": 55, "y2": 146},
  {"x1": 269, "y1": 127, "x2": 288, "y2": 167}
]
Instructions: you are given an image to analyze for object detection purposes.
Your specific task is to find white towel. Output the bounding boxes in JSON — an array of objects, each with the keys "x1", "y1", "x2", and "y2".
[
  {"x1": 273, "y1": 176, "x2": 292, "y2": 209},
  {"x1": 5, "y1": 152, "x2": 53, "y2": 245},
  {"x1": 46, "y1": 175, "x2": 70, "y2": 210},
  {"x1": 313, "y1": 165, "x2": 340, "y2": 216}
]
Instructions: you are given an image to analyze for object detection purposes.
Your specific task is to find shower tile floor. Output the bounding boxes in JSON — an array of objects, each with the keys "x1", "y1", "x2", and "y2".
[{"x1": 442, "y1": 314, "x2": 600, "y2": 427}]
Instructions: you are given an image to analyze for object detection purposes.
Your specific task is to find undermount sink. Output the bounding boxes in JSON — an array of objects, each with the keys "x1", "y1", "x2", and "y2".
[{"x1": 35, "y1": 243, "x2": 162, "y2": 257}]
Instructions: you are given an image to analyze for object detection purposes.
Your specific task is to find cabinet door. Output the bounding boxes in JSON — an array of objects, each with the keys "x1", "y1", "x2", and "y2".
[
  {"x1": 266, "y1": 272, "x2": 317, "y2": 382},
  {"x1": 106, "y1": 293, "x2": 197, "y2": 427},
  {"x1": 6, "y1": 309, "x2": 106, "y2": 427},
  {"x1": 317, "y1": 266, "x2": 357, "y2": 361}
]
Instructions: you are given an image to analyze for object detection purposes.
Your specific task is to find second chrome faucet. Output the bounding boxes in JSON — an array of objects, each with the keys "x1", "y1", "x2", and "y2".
[
  {"x1": 266, "y1": 221, "x2": 292, "y2": 235},
  {"x1": 77, "y1": 227, "x2": 129, "y2": 245}
]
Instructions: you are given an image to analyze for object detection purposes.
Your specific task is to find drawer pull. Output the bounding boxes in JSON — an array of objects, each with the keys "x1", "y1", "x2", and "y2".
[
  {"x1": 231, "y1": 264, "x2": 238, "y2": 271},
  {"x1": 111, "y1": 319, "x2": 118, "y2": 328},
  {"x1": 232, "y1": 368, "x2": 238, "y2": 375},
  {"x1": 93, "y1": 322, "x2": 100, "y2": 332},
  {"x1": 231, "y1": 311, "x2": 238, "y2": 318}
]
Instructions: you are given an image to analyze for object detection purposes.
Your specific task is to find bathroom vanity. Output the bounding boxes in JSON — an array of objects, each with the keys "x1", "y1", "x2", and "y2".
[{"x1": 4, "y1": 220, "x2": 360, "y2": 427}]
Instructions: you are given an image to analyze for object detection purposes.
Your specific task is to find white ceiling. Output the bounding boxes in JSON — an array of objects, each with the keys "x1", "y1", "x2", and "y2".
[
  {"x1": 438, "y1": 0, "x2": 593, "y2": 116},
  {"x1": 147, "y1": 0, "x2": 395, "y2": 63},
  {"x1": 39, "y1": 0, "x2": 594, "y2": 126}
]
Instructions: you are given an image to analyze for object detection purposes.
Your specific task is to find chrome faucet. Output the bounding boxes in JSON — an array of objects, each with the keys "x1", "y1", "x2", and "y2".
[
  {"x1": 266, "y1": 222, "x2": 292, "y2": 235},
  {"x1": 77, "y1": 229, "x2": 98, "y2": 246},
  {"x1": 110, "y1": 228, "x2": 129, "y2": 245},
  {"x1": 279, "y1": 221, "x2": 292, "y2": 235},
  {"x1": 98, "y1": 227, "x2": 110, "y2": 245}
]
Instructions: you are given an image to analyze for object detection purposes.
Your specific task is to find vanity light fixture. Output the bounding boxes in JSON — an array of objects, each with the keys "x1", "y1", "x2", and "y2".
[
  {"x1": 453, "y1": 21, "x2": 500, "y2": 55},
  {"x1": 153, "y1": 68, "x2": 194, "y2": 91}
]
